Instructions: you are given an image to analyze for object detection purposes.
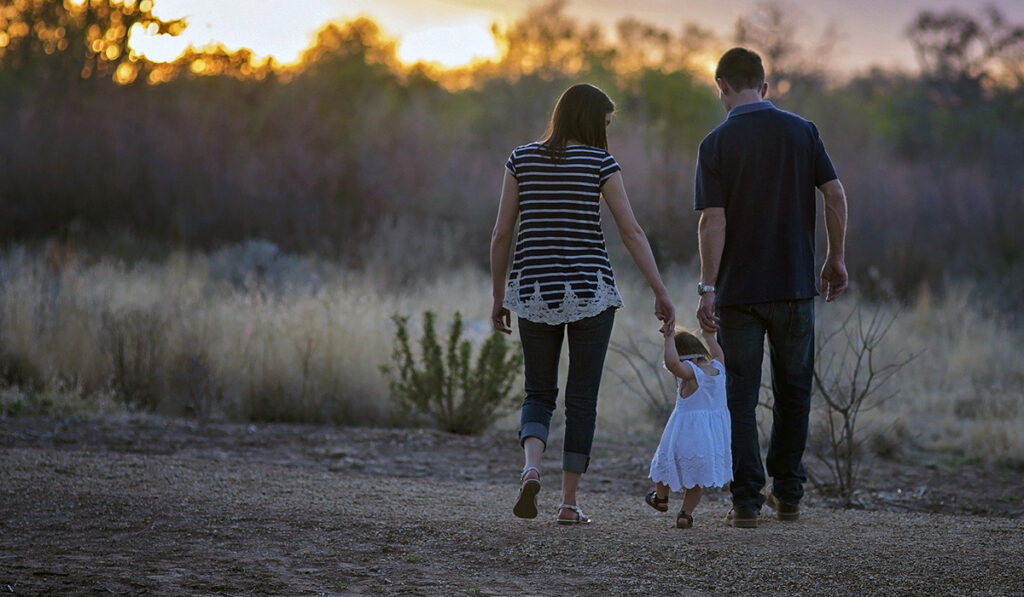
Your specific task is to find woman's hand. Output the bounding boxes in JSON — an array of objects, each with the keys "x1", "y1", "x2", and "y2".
[
  {"x1": 491, "y1": 300, "x2": 512, "y2": 334},
  {"x1": 655, "y1": 292, "x2": 675, "y2": 333}
]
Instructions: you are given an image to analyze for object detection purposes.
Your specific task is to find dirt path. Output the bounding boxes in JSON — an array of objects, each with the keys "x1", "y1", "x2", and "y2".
[{"x1": 2, "y1": 418, "x2": 1023, "y2": 596}]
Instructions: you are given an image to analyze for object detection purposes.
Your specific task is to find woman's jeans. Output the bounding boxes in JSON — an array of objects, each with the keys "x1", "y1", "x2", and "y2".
[
  {"x1": 517, "y1": 307, "x2": 616, "y2": 474},
  {"x1": 718, "y1": 299, "x2": 814, "y2": 510}
]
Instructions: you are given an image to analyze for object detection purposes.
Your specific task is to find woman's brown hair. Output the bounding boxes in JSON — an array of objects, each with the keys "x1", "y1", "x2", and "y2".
[{"x1": 540, "y1": 83, "x2": 614, "y2": 160}]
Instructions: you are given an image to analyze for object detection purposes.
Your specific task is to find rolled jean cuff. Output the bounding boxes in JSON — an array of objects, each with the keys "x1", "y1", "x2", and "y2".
[
  {"x1": 519, "y1": 422, "x2": 549, "y2": 448},
  {"x1": 562, "y1": 451, "x2": 590, "y2": 474}
]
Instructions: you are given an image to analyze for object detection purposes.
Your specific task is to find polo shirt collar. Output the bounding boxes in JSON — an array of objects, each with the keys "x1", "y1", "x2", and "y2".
[{"x1": 727, "y1": 100, "x2": 774, "y2": 119}]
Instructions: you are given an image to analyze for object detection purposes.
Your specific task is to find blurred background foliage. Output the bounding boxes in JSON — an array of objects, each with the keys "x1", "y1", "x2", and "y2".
[{"x1": 1, "y1": 0, "x2": 1023, "y2": 308}]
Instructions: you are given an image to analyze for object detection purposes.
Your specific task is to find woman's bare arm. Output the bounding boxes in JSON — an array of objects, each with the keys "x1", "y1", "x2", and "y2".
[
  {"x1": 489, "y1": 170, "x2": 519, "y2": 333},
  {"x1": 601, "y1": 171, "x2": 675, "y2": 330}
]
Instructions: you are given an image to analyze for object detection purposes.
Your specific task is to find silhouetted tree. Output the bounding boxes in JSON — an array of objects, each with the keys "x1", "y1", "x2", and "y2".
[
  {"x1": 0, "y1": 0, "x2": 183, "y2": 86},
  {"x1": 615, "y1": 18, "x2": 674, "y2": 72},
  {"x1": 492, "y1": 0, "x2": 610, "y2": 80},
  {"x1": 907, "y1": 5, "x2": 1024, "y2": 105},
  {"x1": 734, "y1": 1, "x2": 798, "y2": 78},
  {"x1": 733, "y1": 1, "x2": 837, "y2": 97}
]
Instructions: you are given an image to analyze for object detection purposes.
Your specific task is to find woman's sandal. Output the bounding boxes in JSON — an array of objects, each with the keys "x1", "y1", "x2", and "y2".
[
  {"x1": 513, "y1": 466, "x2": 541, "y2": 519},
  {"x1": 675, "y1": 510, "x2": 694, "y2": 529},
  {"x1": 645, "y1": 489, "x2": 669, "y2": 512},
  {"x1": 556, "y1": 504, "x2": 591, "y2": 525}
]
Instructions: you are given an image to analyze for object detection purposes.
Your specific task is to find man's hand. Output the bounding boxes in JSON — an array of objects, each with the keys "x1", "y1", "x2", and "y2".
[
  {"x1": 491, "y1": 300, "x2": 512, "y2": 334},
  {"x1": 696, "y1": 292, "x2": 719, "y2": 333},
  {"x1": 819, "y1": 257, "x2": 848, "y2": 302}
]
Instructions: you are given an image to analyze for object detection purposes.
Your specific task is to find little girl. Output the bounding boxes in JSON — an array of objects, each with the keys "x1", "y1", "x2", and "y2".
[{"x1": 645, "y1": 325, "x2": 732, "y2": 528}]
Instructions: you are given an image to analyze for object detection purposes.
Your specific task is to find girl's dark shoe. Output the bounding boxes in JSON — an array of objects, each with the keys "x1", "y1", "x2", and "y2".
[
  {"x1": 644, "y1": 489, "x2": 669, "y2": 512},
  {"x1": 675, "y1": 510, "x2": 694, "y2": 529}
]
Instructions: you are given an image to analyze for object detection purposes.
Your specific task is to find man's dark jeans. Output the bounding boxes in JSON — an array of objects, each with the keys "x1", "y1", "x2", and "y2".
[
  {"x1": 718, "y1": 299, "x2": 814, "y2": 510},
  {"x1": 517, "y1": 307, "x2": 615, "y2": 474}
]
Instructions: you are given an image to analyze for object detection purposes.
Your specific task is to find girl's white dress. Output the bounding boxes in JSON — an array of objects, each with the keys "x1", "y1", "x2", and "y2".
[{"x1": 648, "y1": 359, "x2": 733, "y2": 491}]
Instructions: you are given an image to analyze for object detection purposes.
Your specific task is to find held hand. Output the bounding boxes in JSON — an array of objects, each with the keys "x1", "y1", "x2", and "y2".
[
  {"x1": 491, "y1": 300, "x2": 512, "y2": 334},
  {"x1": 696, "y1": 292, "x2": 719, "y2": 333},
  {"x1": 654, "y1": 293, "x2": 675, "y2": 334},
  {"x1": 819, "y1": 257, "x2": 849, "y2": 302}
]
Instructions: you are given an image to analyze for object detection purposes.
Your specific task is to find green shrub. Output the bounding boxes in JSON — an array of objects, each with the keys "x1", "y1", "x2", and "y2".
[{"x1": 381, "y1": 311, "x2": 522, "y2": 435}]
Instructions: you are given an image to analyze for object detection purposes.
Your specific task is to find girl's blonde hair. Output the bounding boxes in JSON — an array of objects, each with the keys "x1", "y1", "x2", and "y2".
[{"x1": 674, "y1": 327, "x2": 711, "y2": 361}]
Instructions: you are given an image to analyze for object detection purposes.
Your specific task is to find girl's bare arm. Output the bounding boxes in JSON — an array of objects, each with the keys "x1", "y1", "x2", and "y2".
[
  {"x1": 701, "y1": 330, "x2": 725, "y2": 364},
  {"x1": 664, "y1": 332, "x2": 695, "y2": 380}
]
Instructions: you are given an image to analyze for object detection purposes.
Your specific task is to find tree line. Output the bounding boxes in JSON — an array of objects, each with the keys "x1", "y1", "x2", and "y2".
[{"x1": 1, "y1": 0, "x2": 1022, "y2": 304}]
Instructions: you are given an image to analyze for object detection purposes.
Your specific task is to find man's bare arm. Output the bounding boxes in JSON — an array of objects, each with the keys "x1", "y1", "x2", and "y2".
[
  {"x1": 819, "y1": 179, "x2": 848, "y2": 302},
  {"x1": 697, "y1": 207, "x2": 725, "y2": 331}
]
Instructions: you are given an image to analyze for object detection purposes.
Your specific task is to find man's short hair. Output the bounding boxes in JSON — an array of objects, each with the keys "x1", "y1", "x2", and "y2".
[{"x1": 715, "y1": 47, "x2": 765, "y2": 91}]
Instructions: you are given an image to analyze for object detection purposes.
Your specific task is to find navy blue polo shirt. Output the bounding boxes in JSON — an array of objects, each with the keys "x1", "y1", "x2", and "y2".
[{"x1": 695, "y1": 101, "x2": 837, "y2": 306}]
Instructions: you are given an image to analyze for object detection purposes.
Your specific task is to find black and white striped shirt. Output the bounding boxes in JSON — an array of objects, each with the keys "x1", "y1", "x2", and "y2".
[{"x1": 502, "y1": 142, "x2": 624, "y2": 325}]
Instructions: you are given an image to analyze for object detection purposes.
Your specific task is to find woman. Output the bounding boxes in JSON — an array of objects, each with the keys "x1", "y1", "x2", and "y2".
[{"x1": 490, "y1": 83, "x2": 675, "y2": 524}]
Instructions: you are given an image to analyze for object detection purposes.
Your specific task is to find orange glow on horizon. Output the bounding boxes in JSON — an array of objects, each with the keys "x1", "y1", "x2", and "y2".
[
  {"x1": 128, "y1": 0, "x2": 342, "y2": 66},
  {"x1": 97, "y1": 0, "x2": 1024, "y2": 80},
  {"x1": 396, "y1": 21, "x2": 499, "y2": 68},
  {"x1": 128, "y1": 4, "x2": 502, "y2": 71}
]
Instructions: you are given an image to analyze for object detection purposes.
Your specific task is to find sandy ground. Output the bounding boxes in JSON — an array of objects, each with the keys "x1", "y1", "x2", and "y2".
[{"x1": 2, "y1": 417, "x2": 1023, "y2": 596}]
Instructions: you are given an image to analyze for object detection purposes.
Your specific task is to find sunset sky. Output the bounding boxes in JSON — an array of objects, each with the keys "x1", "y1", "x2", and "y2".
[{"x1": 129, "y1": 0, "x2": 1024, "y2": 73}]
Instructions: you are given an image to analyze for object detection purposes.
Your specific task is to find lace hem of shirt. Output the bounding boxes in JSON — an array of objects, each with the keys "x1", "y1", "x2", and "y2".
[{"x1": 503, "y1": 275, "x2": 623, "y2": 325}]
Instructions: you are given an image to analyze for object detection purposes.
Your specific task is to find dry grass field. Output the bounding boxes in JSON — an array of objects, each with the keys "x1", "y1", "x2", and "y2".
[{"x1": 1, "y1": 246, "x2": 1022, "y2": 466}]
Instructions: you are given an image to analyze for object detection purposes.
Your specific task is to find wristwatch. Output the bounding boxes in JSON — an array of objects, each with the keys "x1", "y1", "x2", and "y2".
[{"x1": 697, "y1": 283, "x2": 716, "y2": 295}]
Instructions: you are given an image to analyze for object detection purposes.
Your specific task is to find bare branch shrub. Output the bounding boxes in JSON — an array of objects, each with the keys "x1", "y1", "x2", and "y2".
[
  {"x1": 0, "y1": 347, "x2": 45, "y2": 394},
  {"x1": 808, "y1": 307, "x2": 919, "y2": 505},
  {"x1": 0, "y1": 301, "x2": 47, "y2": 396},
  {"x1": 0, "y1": 296, "x2": 44, "y2": 392},
  {"x1": 607, "y1": 332, "x2": 675, "y2": 423},
  {"x1": 100, "y1": 306, "x2": 166, "y2": 410},
  {"x1": 167, "y1": 330, "x2": 221, "y2": 426}
]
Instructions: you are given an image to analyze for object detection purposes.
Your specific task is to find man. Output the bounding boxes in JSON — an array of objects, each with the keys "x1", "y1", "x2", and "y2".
[{"x1": 694, "y1": 47, "x2": 848, "y2": 528}]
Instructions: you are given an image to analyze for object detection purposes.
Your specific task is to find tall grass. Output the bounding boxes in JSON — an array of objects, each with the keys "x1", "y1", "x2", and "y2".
[{"x1": 1, "y1": 243, "x2": 1021, "y2": 464}]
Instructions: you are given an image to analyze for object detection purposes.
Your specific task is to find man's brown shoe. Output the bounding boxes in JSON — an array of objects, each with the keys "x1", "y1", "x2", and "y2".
[
  {"x1": 725, "y1": 507, "x2": 759, "y2": 528},
  {"x1": 764, "y1": 491, "x2": 799, "y2": 521}
]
